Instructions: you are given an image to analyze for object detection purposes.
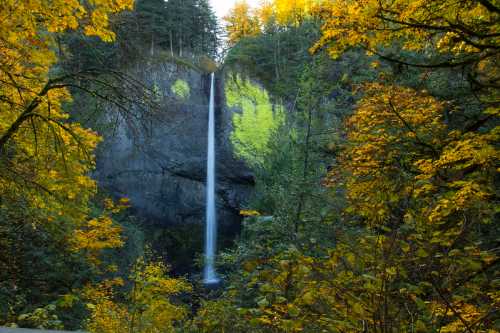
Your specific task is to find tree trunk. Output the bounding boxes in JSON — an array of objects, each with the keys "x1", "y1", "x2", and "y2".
[
  {"x1": 150, "y1": 32, "x2": 155, "y2": 56},
  {"x1": 179, "y1": 35, "x2": 183, "y2": 57},
  {"x1": 170, "y1": 31, "x2": 174, "y2": 57}
]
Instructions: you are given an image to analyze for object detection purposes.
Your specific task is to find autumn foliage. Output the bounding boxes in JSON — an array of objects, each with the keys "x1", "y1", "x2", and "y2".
[
  {"x1": 1, "y1": 0, "x2": 499, "y2": 331},
  {"x1": 324, "y1": 83, "x2": 499, "y2": 332},
  {"x1": 84, "y1": 257, "x2": 191, "y2": 333},
  {"x1": 223, "y1": 0, "x2": 323, "y2": 45},
  {"x1": 0, "y1": 0, "x2": 134, "y2": 328},
  {"x1": 0, "y1": 0, "x2": 135, "y2": 226},
  {"x1": 198, "y1": 0, "x2": 500, "y2": 332}
]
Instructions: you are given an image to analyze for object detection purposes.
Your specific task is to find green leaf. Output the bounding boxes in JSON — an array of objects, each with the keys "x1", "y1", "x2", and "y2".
[
  {"x1": 416, "y1": 248, "x2": 429, "y2": 258},
  {"x1": 288, "y1": 304, "x2": 300, "y2": 317}
]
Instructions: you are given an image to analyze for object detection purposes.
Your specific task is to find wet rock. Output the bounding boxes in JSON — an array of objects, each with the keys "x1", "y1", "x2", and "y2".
[{"x1": 94, "y1": 60, "x2": 253, "y2": 240}]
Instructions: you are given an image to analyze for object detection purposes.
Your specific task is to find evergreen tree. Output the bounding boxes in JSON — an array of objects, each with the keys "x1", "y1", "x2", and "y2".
[
  {"x1": 110, "y1": 0, "x2": 219, "y2": 59},
  {"x1": 135, "y1": 0, "x2": 169, "y2": 55}
]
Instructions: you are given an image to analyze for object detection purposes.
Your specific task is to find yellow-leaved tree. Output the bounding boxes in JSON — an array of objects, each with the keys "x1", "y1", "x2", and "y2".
[
  {"x1": 311, "y1": 0, "x2": 500, "y2": 96},
  {"x1": 0, "y1": 0, "x2": 133, "y2": 326},
  {"x1": 310, "y1": 1, "x2": 499, "y2": 331},
  {"x1": 323, "y1": 84, "x2": 499, "y2": 331},
  {"x1": 0, "y1": 0, "x2": 135, "y2": 233},
  {"x1": 84, "y1": 256, "x2": 192, "y2": 333},
  {"x1": 0, "y1": 0, "x2": 134, "y2": 218},
  {"x1": 229, "y1": 0, "x2": 323, "y2": 35},
  {"x1": 273, "y1": 0, "x2": 318, "y2": 26},
  {"x1": 224, "y1": 1, "x2": 262, "y2": 46}
]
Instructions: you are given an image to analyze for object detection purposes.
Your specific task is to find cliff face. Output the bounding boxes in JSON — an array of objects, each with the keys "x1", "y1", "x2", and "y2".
[{"x1": 94, "y1": 60, "x2": 253, "y2": 252}]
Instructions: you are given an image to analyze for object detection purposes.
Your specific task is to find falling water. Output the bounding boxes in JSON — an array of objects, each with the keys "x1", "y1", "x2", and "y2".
[{"x1": 204, "y1": 73, "x2": 219, "y2": 284}]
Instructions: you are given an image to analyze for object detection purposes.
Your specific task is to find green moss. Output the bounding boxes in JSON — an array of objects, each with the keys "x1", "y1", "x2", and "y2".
[
  {"x1": 198, "y1": 55, "x2": 218, "y2": 73},
  {"x1": 226, "y1": 74, "x2": 284, "y2": 166},
  {"x1": 171, "y1": 79, "x2": 190, "y2": 100}
]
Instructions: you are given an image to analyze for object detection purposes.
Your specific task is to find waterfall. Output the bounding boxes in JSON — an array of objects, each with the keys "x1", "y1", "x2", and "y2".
[{"x1": 204, "y1": 73, "x2": 219, "y2": 284}]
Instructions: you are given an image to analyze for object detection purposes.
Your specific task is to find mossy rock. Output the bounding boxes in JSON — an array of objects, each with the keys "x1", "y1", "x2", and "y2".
[
  {"x1": 198, "y1": 55, "x2": 218, "y2": 73},
  {"x1": 171, "y1": 79, "x2": 191, "y2": 100}
]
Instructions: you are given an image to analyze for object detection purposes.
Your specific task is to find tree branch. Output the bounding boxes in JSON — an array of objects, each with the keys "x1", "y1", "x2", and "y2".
[
  {"x1": 387, "y1": 99, "x2": 439, "y2": 157},
  {"x1": 477, "y1": 0, "x2": 500, "y2": 14}
]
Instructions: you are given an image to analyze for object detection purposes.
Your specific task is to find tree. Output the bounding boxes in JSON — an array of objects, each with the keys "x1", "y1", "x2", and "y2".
[
  {"x1": 116, "y1": 0, "x2": 219, "y2": 58},
  {"x1": 224, "y1": 1, "x2": 262, "y2": 46},
  {"x1": 312, "y1": 0, "x2": 500, "y2": 96},
  {"x1": 311, "y1": 1, "x2": 500, "y2": 330},
  {"x1": 0, "y1": 0, "x2": 134, "y2": 211},
  {"x1": 321, "y1": 84, "x2": 499, "y2": 331},
  {"x1": 273, "y1": 0, "x2": 316, "y2": 26},
  {"x1": 0, "y1": 0, "x2": 134, "y2": 327},
  {"x1": 191, "y1": 0, "x2": 220, "y2": 57},
  {"x1": 134, "y1": 0, "x2": 169, "y2": 55},
  {"x1": 85, "y1": 256, "x2": 191, "y2": 333}
]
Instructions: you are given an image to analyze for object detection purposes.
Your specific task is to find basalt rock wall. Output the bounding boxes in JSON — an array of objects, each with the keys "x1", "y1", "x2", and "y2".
[{"x1": 94, "y1": 60, "x2": 253, "y2": 262}]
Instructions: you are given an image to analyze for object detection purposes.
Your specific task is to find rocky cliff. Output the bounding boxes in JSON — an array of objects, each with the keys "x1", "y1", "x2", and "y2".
[{"x1": 93, "y1": 58, "x2": 254, "y2": 271}]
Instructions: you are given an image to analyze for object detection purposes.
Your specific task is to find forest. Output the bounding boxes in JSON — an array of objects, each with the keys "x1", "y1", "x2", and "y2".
[{"x1": 0, "y1": 0, "x2": 498, "y2": 332}]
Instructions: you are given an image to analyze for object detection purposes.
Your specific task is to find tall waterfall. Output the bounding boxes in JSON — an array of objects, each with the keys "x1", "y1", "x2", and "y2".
[{"x1": 204, "y1": 73, "x2": 219, "y2": 284}]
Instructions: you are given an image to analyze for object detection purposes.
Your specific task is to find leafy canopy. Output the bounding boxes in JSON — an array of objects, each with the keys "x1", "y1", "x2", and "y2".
[
  {"x1": 311, "y1": 0, "x2": 500, "y2": 93},
  {"x1": 85, "y1": 256, "x2": 191, "y2": 333},
  {"x1": 0, "y1": 0, "x2": 134, "y2": 221},
  {"x1": 0, "y1": 0, "x2": 133, "y2": 327}
]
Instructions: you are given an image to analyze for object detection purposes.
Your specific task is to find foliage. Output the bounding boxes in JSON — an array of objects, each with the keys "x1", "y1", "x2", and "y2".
[
  {"x1": 195, "y1": 0, "x2": 500, "y2": 332},
  {"x1": 311, "y1": 0, "x2": 500, "y2": 96},
  {"x1": 271, "y1": 0, "x2": 319, "y2": 26},
  {"x1": 0, "y1": 0, "x2": 133, "y2": 230},
  {"x1": 119, "y1": 0, "x2": 219, "y2": 58},
  {"x1": 72, "y1": 198, "x2": 129, "y2": 266},
  {"x1": 85, "y1": 256, "x2": 192, "y2": 333},
  {"x1": 225, "y1": 21, "x2": 321, "y2": 99},
  {"x1": 0, "y1": 0, "x2": 138, "y2": 329},
  {"x1": 0, "y1": 197, "x2": 134, "y2": 329},
  {"x1": 171, "y1": 79, "x2": 191, "y2": 100},
  {"x1": 320, "y1": 84, "x2": 499, "y2": 331},
  {"x1": 59, "y1": 0, "x2": 219, "y2": 74},
  {"x1": 224, "y1": 0, "x2": 324, "y2": 46},
  {"x1": 224, "y1": 1, "x2": 262, "y2": 46},
  {"x1": 311, "y1": 4, "x2": 500, "y2": 330},
  {"x1": 14, "y1": 304, "x2": 64, "y2": 330},
  {"x1": 227, "y1": 74, "x2": 285, "y2": 166}
]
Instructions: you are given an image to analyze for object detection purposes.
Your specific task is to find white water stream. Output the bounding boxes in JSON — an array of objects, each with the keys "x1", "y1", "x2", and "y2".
[{"x1": 204, "y1": 73, "x2": 219, "y2": 284}]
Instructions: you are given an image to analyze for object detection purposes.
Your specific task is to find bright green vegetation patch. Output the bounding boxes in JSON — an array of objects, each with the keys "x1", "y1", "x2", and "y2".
[
  {"x1": 226, "y1": 74, "x2": 284, "y2": 166},
  {"x1": 171, "y1": 79, "x2": 190, "y2": 100}
]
